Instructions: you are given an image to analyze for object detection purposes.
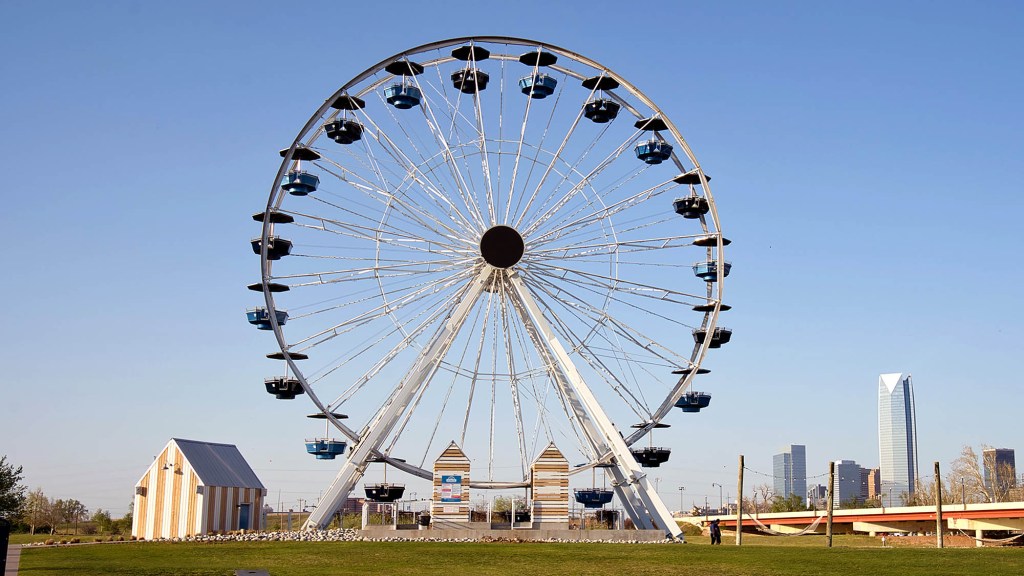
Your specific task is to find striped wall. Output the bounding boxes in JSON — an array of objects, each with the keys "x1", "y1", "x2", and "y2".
[
  {"x1": 432, "y1": 441, "x2": 471, "y2": 522},
  {"x1": 530, "y1": 443, "x2": 569, "y2": 525},
  {"x1": 132, "y1": 441, "x2": 264, "y2": 539}
]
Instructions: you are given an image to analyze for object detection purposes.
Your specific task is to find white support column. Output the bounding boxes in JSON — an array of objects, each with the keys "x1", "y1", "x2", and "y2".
[
  {"x1": 606, "y1": 465, "x2": 653, "y2": 530},
  {"x1": 508, "y1": 271, "x2": 682, "y2": 540},
  {"x1": 304, "y1": 269, "x2": 489, "y2": 529}
]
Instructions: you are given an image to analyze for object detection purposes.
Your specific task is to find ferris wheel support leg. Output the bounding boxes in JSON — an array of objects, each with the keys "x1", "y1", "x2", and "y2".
[
  {"x1": 508, "y1": 271, "x2": 683, "y2": 540},
  {"x1": 606, "y1": 466, "x2": 653, "y2": 530},
  {"x1": 303, "y1": 270, "x2": 490, "y2": 530}
]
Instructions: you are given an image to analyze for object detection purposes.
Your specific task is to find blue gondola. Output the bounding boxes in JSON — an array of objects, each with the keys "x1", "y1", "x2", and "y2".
[
  {"x1": 364, "y1": 483, "x2": 406, "y2": 502},
  {"x1": 384, "y1": 83, "x2": 421, "y2": 109},
  {"x1": 518, "y1": 74, "x2": 557, "y2": 98},
  {"x1": 634, "y1": 139, "x2": 673, "y2": 165},
  {"x1": 246, "y1": 307, "x2": 288, "y2": 330},
  {"x1": 631, "y1": 447, "x2": 671, "y2": 468},
  {"x1": 675, "y1": 391, "x2": 712, "y2": 413},
  {"x1": 250, "y1": 236, "x2": 293, "y2": 261},
  {"x1": 282, "y1": 170, "x2": 319, "y2": 196},
  {"x1": 305, "y1": 438, "x2": 347, "y2": 460},
  {"x1": 574, "y1": 488, "x2": 614, "y2": 509},
  {"x1": 264, "y1": 377, "x2": 304, "y2": 399},
  {"x1": 693, "y1": 327, "x2": 732, "y2": 348},
  {"x1": 692, "y1": 261, "x2": 732, "y2": 282},
  {"x1": 583, "y1": 99, "x2": 620, "y2": 123},
  {"x1": 324, "y1": 118, "x2": 363, "y2": 144},
  {"x1": 451, "y1": 69, "x2": 490, "y2": 93},
  {"x1": 673, "y1": 196, "x2": 709, "y2": 218}
]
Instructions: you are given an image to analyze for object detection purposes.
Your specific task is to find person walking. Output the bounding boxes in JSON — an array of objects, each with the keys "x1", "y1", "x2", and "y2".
[{"x1": 709, "y1": 518, "x2": 722, "y2": 545}]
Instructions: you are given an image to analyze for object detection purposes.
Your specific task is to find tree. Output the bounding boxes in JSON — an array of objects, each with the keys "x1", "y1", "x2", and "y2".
[
  {"x1": 948, "y1": 444, "x2": 1014, "y2": 503},
  {"x1": 0, "y1": 455, "x2": 27, "y2": 520},
  {"x1": 770, "y1": 493, "x2": 807, "y2": 512},
  {"x1": 24, "y1": 488, "x2": 51, "y2": 535},
  {"x1": 91, "y1": 509, "x2": 113, "y2": 534}
]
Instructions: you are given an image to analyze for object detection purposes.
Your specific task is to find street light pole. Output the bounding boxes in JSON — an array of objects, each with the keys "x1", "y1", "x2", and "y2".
[
  {"x1": 678, "y1": 486, "x2": 685, "y2": 513},
  {"x1": 712, "y1": 483, "x2": 723, "y2": 512}
]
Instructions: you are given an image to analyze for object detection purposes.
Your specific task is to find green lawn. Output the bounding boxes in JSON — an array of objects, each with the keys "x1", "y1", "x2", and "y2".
[{"x1": 16, "y1": 537, "x2": 1024, "y2": 576}]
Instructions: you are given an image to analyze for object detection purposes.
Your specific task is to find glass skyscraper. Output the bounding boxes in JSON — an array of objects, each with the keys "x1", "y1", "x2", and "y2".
[
  {"x1": 773, "y1": 444, "x2": 806, "y2": 500},
  {"x1": 878, "y1": 373, "x2": 918, "y2": 506}
]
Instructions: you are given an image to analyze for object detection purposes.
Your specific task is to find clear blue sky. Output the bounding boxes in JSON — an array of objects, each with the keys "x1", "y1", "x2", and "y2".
[{"x1": 1, "y1": 1, "x2": 1021, "y2": 515}]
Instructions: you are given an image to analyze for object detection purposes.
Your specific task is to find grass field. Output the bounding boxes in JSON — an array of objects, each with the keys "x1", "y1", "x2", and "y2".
[{"x1": 16, "y1": 535, "x2": 1024, "y2": 576}]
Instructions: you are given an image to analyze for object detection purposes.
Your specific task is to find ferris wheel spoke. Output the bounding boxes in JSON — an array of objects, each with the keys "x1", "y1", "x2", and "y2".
[
  {"x1": 518, "y1": 127, "x2": 645, "y2": 239},
  {"x1": 308, "y1": 159, "x2": 474, "y2": 247},
  {"x1": 290, "y1": 210, "x2": 472, "y2": 257},
  {"x1": 287, "y1": 267, "x2": 472, "y2": 354},
  {"x1": 356, "y1": 107, "x2": 481, "y2": 234},
  {"x1": 507, "y1": 68, "x2": 570, "y2": 228},
  {"x1": 497, "y1": 279, "x2": 529, "y2": 479},
  {"x1": 528, "y1": 232, "x2": 706, "y2": 262},
  {"x1": 322, "y1": 274, "x2": 480, "y2": 405},
  {"x1": 529, "y1": 173, "x2": 675, "y2": 248},
  {"x1": 524, "y1": 270, "x2": 694, "y2": 367},
  {"x1": 502, "y1": 53, "x2": 545, "y2": 224},
  {"x1": 511, "y1": 80, "x2": 600, "y2": 233},
  {"x1": 528, "y1": 261, "x2": 711, "y2": 306},
  {"x1": 511, "y1": 87, "x2": 587, "y2": 231},
  {"x1": 387, "y1": 295, "x2": 489, "y2": 464},
  {"x1": 412, "y1": 73, "x2": 488, "y2": 232}
]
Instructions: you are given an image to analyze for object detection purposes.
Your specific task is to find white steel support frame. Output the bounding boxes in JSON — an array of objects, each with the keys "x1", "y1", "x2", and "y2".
[
  {"x1": 506, "y1": 270, "x2": 683, "y2": 540},
  {"x1": 303, "y1": 268, "x2": 490, "y2": 529}
]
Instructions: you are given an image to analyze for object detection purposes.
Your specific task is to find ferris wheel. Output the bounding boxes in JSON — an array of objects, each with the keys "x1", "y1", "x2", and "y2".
[{"x1": 249, "y1": 36, "x2": 729, "y2": 538}]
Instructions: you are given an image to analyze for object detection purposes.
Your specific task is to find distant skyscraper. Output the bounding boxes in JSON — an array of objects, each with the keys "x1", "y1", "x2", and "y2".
[
  {"x1": 773, "y1": 445, "x2": 807, "y2": 500},
  {"x1": 983, "y1": 448, "x2": 1017, "y2": 500},
  {"x1": 865, "y1": 468, "x2": 881, "y2": 501},
  {"x1": 807, "y1": 484, "x2": 827, "y2": 508},
  {"x1": 878, "y1": 373, "x2": 918, "y2": 506},
  {"x1": 834, "y1": 460, "x2": 863, "y2": 505}
]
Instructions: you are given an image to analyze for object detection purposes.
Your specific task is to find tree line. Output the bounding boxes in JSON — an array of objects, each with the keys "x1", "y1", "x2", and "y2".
[{"x1": 0, "y1": 455, "x2": 133, "y2": 535}]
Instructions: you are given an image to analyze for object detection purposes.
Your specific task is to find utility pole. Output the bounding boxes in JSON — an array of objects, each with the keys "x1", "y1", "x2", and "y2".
[
  {"x1": 826, "y1": 461, "x2": 835, "y2": 548},
  {"x1": 935, "y1": 461, "x2": 944, "y2": 549},
  {"x1": 736, "y1": 454, "x2": 744, "y2": 546}
]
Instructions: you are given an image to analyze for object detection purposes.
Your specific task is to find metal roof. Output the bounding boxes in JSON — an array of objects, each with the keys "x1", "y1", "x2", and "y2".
[{"x1": 172, "y1": 438, "x2": 265, "y2": 490}]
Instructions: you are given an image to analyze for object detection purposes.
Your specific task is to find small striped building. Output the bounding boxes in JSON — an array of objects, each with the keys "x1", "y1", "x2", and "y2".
[
  {"x1": 132, "y1": 438, "x2": 267, "y2": 539},
  {"x1": 432, "y1": 441, "x2": 471, "y2": 523},
  {"x1": 530, "y1": 443, "x2": 569, "y2": 528}
]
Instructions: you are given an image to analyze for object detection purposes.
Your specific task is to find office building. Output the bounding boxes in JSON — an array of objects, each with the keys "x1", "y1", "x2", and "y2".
[
  {"x1": 983, "y1": 448, "x2": 1017, "y2": 501},
  {"x1": 834, "y1": 460, "x2": 864, "y2": 505},
  {"x1": 807, "y1": 484, "x2": 827, "y2": 509},
  {"x1": 773, "y1": 444, "x2": 807, "y2": 500},
  {"x1": 864, "y1": 468, "x2": 881, "y2": 501},
  {"x1": 878, "y1": 373, "x2": 918, "y2": 506}
]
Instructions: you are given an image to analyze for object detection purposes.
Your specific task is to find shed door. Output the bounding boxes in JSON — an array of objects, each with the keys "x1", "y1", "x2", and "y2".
[{"x1": 238, "y1": 504, "x2": 251, "y2": 530}]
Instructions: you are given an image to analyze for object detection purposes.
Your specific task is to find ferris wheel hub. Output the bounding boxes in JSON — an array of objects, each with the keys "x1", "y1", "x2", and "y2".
[{"x1": 479, "y1": 225, "x2": 525, "y2": 268}]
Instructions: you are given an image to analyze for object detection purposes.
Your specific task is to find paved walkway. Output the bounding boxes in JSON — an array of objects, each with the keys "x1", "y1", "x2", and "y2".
[{"x1": 4, "y1": 545, "x2": 20, "y2": 576}]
